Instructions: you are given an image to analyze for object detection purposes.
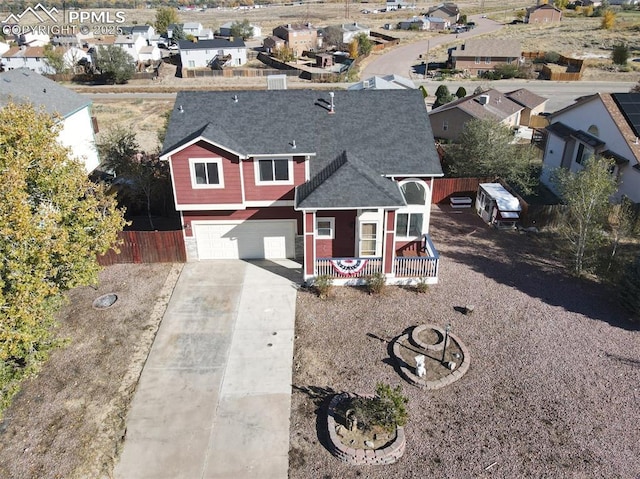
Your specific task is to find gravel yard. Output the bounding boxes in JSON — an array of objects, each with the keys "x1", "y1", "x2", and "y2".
[{"x1": 290, "y1": 206, "x2": 640, "y2": 478}]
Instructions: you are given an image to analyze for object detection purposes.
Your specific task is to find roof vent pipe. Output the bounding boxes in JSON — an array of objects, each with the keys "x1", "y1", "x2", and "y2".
[
  {"x1": 178, "y1": 105, "x2": 184, "y2": 112},
  {"x1": 291, "y1": 140, "x2": 296, "y2": 149},
  {"x1": 233, "y1": 94, "x2": 238, "y2": 102},
  {"x1": 329, "y1": 91, "x2": 335, "y2": 114}
]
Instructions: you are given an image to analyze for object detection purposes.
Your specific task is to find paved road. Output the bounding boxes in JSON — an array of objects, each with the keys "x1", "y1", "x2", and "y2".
[
  {"x1": 362, "y1": 15, "x2": 503, "y2": 79},
  {"x1": 114, "y1": 260, "x2": 299, "y2": 479}
]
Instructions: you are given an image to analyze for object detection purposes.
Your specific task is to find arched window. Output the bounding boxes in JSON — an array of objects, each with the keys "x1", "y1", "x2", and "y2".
[
  {"x1": 401, "y1": 181, "x2": 427, "y2": 205},
  {"x1": 587, "y1": 125, "x2": 599, "y2": 137}
]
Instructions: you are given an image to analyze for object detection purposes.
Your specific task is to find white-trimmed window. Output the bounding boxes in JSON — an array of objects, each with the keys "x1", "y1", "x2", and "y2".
[
  {"x1": 475, "y1": 56, "x2": 480, "y2": 64},
  {"x1": 255, "y1": 158, "x2": 293, "y2": 185},
  {"x1": 485, "y1": 56, "x2": 491, "y2": 64},
  {"x1": 396, "y1": 180, "x2": 428, "y2": 239},
  {"x1": 315, "y1": 217, "x2": 335, "y2": 239},
  {"x1": 190, "y1": 158, "x2": 224, "y2": 188}
]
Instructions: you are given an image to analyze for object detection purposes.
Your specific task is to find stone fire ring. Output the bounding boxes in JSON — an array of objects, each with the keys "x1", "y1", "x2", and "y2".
[
  {"x1": 392, "y1": 325, "x2": 470, "y2": 390},
  {"x1": 326, "y1": 392, "x2": 405, "y2": 466}
]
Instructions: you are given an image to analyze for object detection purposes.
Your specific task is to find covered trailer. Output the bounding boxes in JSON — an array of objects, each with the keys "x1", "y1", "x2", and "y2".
[{"x1": 476, "y1": 183, "x2": 521, "y2": 229}]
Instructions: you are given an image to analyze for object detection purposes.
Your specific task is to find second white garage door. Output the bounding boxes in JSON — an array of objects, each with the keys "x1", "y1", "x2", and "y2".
[{"x1": 193, "y1": 220, "x2": 296, "y2": 260}]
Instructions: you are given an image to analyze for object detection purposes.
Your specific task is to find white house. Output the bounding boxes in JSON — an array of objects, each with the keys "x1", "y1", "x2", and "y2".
[
  {"x1": 178, "y1": 39, "x2": 247, "y2": 69},
  {"x1": 0, "y1": 68, "x2": 101, "y2": 173},
  {"x1": 183, "y1": 22, "x2": 204, "y2": 36},
  {"x1": 1, "y1": 46, "x2": 54, "y2": 74},
  {"x1": 62, "y1": 46, "x2": 91, "y2": 70},
  {"x1": 138, "y1": 45, "x2": 161, "y2": 62},
  {"x1": 539, "y1": 93, "x2": 640, "y2": 203},
  {"x1": 114, "y1": 34, "x2": 146, "y2": 62}
]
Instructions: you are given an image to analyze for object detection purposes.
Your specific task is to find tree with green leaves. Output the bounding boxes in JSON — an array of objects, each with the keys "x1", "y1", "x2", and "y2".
[
  {"x1": 230, "y1": 19, "x2": 254, "y2": 40},
  {"x1": 43, "y1": 44, "x2": 66, "y2": 74},
  {"x1": 155, "y1": 6, "x2": 179, "y2": 35},
  {"x1": 444, "y1": 118, "x2": 539, "y2": 194},
  {"x1": 455, "y1": 86, "x2": 466, "y2": 98},
  {"x1": 619, "y1": 255, "x2": 640, "y2": 320},
  {"x1": 551, "y1": 157, "x2": 617, "y2": 276},
  {"x1": 612, "y1": 43, "x2": 629, "y2": 66},
  {"x1": 433, "y1": 84, "x2": 455, "y2": 108},
  {"x1": 94, "y1": 45, "x2": 135, "y2": 84},
  {"x1": 98, "y1": 127, "x2": 172, "y2": 229},
  {"x1": 0, "y1": 103, "x2": 126, "y2": 414},
  {"x1": 355, "y1": 33, "x2": 373, "y2": 56},
  {"x1": 554, "y1": 0, "x2": 569, "y2": 9}
]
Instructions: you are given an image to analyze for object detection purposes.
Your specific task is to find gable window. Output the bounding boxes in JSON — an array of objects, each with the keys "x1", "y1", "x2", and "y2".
[
  {"x1": 396, "y1": 213, "x2": 423, "y2": 237},
  {"x1": 255, "y1": 158, "x2": 293, "y2": 185},
  {"x1": 316, "y1": 217, "x2": 335, "y2": 239},
  {"x1": 475, "y1": 56, "x2": 480, "y2": 64},
  {"x1": 190, "y1": 158, "x2": 224, "y2": 188},
  {"x1": 485, "y1": 56, "x2": 491, "y2": 64}
]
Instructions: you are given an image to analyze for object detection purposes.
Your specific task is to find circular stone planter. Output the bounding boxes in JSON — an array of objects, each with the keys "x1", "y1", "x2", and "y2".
[
  {"x1": 92, "y1": 293, "x2": 118, "y2": 309},
  {"x1": 327, "y1": 393, "x2": 405, "y2": 466},
  {"x1": 392, "y1": 324, "x2": 470, "y2": 389},
  {"x1": 411, "y1": 324, "x2": 445, "y2": 351}
]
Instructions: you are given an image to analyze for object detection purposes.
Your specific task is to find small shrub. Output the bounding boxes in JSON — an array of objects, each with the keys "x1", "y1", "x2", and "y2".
[
  {"x1": 365, "y1": 272, "x2": 386, "y2": 295},
  {"x1": 544, "y1": 50, "x2": 561, "y2": 63},
  {"x1": 313, "y1": 275, "x2": 333, "y2": 299},
  {"x1": 415, "y1": 277, "x2": 429, "y2": 293},
  {"x1": 350, "y1": 383, "x2": 409, "y2": 433}
]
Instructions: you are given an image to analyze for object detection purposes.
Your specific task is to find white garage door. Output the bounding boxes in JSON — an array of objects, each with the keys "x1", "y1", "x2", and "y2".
[{"x1": 193, "y1": 220, "x2": 296, "y2": 260}]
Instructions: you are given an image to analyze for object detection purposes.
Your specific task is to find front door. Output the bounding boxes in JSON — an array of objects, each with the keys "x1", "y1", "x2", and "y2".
[{"x1": 358, "y1": 221, "x2": 380, "y2": 257}]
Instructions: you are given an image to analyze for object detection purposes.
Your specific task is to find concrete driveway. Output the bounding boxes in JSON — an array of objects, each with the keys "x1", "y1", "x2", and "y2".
[{"x1": 114, "y1": 260, "x2": 300, "y2": 479}]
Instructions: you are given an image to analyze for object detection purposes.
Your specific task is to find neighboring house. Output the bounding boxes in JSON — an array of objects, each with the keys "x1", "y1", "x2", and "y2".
[
  {"x1": 426, "y1": 2, "x2": 460, "y2": 24},
  {"x1": 219, "y1": 21, "x2": 262, "y2": 39},
  {"x1": 386, "y1": 0, "x2": 413, "y2": 10},
  {"x1": 348, "y1": 74, "x2": 416, "y2": 90},
  {"x1": 449, "y1": 38, "x2": 522, "y2": 76},
  {"x1": 114, "y1": 34, "x2": 146, "y2": 62},
  {"x1": 525, "y1": 4, "x2": 563, "y2": 23},
  {"x1": 62, "y1": 46, "x2": 91, "y2": 70},
  {"x1": 129, "y1": 25, "x2": 156, "y2": 42},
  {"x1": 0, "y1": 68, "x2": 100, "y2": 172},
  {"x1": 398, "y1": 16, "x2": 448, "y2": 30},
  {"x1": 18, "y1": 32, "x2": 50, "y2": 47},
  {"x1": 196, "y1": 28, "x2": 215, "y2": 40},
  {"x1": 178, "y1": 39, "x2": 247, "y2": 70},
  {"x1": 52, "y1": 35, "x2": 81, "y2": 47},
  {"x1": 138, "y1": 45, "x2": 161, "y2": 62},
  {"x1": 539, "y1": 93, "x2": 640, "y2": 203},
  {"x1": 429, "y1": 88, "x2": 547, "y2": 141},
  {"x1": 183, "y1": 22, "x2": 204, "y2": 36},
  {"x1": 272, "y1": 23, "x2": 319, "y2": 57},
  {"x1": 330, "y1": 22, "x2": 370, "y2": 44},
  {"x1": 1, "y1": 46, "x2": 53, "y2": 74},
  {"x1": 263, "y1": 35, "x2": 285, "y2": 53},
  {"x1": 159, "y1": 89, "x2": 444, "y2": 284},
  {"x1": 0, "y1": 41, "x2": 11, "y2": 56}
]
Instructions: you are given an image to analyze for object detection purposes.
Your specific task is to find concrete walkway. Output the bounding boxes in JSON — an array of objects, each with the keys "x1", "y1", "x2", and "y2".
[{"x1": 114, "y1": 260, "x2": 299, "y2": 479}]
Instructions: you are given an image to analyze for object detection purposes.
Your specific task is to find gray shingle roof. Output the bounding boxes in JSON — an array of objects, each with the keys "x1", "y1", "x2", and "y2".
[
  {"x1": 451, "y1": 38, "x2": 522, "y2": 58},
  {"x1": 505, "y1": 88, "x2": 547, "y2": 109},
  {"x1": 430, "y1": 88, "x2": 522, "y2": 122},
  {"x1": 177, "y1": 38, "x2": 245, "y2": 50},
  {"x1": 162, "y1": 89, "x2": 442, "y2": 208},
  {"x1": 0, "y1": 68, "x2": 90, "y2": 118},
  {"x1": 296, "y1": 151, "x2": 406, "y2": 209}
]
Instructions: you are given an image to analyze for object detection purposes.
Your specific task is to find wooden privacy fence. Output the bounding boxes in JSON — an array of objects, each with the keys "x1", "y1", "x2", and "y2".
[
  {"x1": 98, "y1": 230, "x2": 186, "y2": 266},
  {"x1": 431, "y1": 177, "x2": 495, "y2": 204}
]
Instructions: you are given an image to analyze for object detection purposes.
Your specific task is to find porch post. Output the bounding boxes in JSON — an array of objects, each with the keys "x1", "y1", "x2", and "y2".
[
  {"x1": 303, "y1": 211, "x2": 316, "y2": 279},
  {"x1": 383, "y1": 210, "x2": 396, "y2": 275}
]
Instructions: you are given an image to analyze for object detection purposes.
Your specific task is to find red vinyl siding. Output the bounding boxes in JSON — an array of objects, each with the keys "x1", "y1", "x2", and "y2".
[
  {"x1": 243, "y1": 156, "x2": 307, "y2": 202},
  {"x1": 315, "y1": 210, "x2": 355, "y2": 258},
  {"x1": 182, "y1": 207, "x2": 302, "y2": 237},
  {"x1": 171, "y1": 141, "x2": 243, "y2": 206}
]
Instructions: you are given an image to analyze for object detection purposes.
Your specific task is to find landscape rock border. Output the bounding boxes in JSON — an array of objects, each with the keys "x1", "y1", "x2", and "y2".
[
  {"x1": 326, "y1": 392, "x2": 405, "y2": 466},
  {"x1": 392, "y1": 325, "x2": 470, "y2": 389}
]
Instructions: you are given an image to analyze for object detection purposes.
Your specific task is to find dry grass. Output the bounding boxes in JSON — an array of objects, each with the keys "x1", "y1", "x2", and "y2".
[
  {"x1": 0, "y1": 263, "x2": 180, "y2": 479},
  {"x1": 290, "y1": 207, "x2": 640, "y2": 478}
]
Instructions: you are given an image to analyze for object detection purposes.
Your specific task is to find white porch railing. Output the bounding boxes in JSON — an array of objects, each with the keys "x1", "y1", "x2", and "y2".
[{"x1": 394, "y1": 234, "x2": 440, "y2": 279}]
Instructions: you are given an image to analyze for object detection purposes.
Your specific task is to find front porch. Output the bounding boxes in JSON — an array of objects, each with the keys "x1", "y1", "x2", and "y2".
[{"x1": 312, "y1": 235, "x2": 440, "y2": 285}]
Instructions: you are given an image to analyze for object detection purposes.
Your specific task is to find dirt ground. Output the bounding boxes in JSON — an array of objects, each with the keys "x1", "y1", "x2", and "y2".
[
  {"x1": 290, "y1": 207, "x2": 640, "y2": 478},
  {"x1": 0, "y1": 263, "x2": 181, "y2": 479}
]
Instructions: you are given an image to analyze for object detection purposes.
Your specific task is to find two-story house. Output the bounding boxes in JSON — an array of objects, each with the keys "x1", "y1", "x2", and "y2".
[
  {"x1": 426, "y1": 3, "x2": 460, "y2": 24},
  {"x1": 0, "y1": 68, "x2": 100, "y2": 173},
  {"x1": 113, "y1": 34, "x2": 147, "y2": 62},
  {"x1": 160, "y1": 90, "x2": 444, "y2": 285},
  {"x1": 178, "y1": 39, "x2": 247, "y2": 72},
  {"x1": 398, "y1": 16, "x2": 449, "y2": 30},
  {"x1": 525, "y1": 4, "x2": 563, "y2": 23},
  {"x1": 539, "y1": 93, "x2": 640, "y2": 203},
  {"x1": 272, "y1": 23, "x2": 319, "y2": 57},
  {"x1": 449, "y1": 38, "x2": 522, "y2": 77},
  {"x1": 1, "y1": 46, "x2": 53, "y2": 74}
]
